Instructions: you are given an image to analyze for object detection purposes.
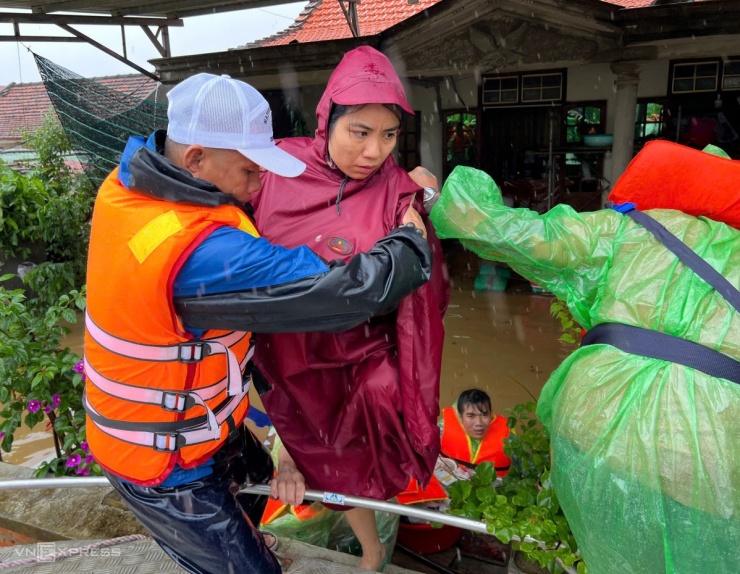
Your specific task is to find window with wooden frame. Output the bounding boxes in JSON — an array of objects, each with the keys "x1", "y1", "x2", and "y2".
[
  {"x1": 634, "y1": 100, "x2": 667, "y2": 145},
  {"x1": 563, "y1": 102, "x2": 606, "y2": 145},
  {"x1": 521, "y1": 72, "x2": 564, "y2": 103},
  {"x1": 482, "y1": 76, "x2": 519, "y2": 106},
  {"x1": 481, "y1": 70, "x2": 565, "y2": 108},
  {"x1": 723, "y1": 59, "x2": 740, "y2": 91},
  {"x1": 395, "y1": 110, "x2": 420, "y2": 171},
  {"x1": 670, "y1": 60, "x2": 720, "y2": 94}
]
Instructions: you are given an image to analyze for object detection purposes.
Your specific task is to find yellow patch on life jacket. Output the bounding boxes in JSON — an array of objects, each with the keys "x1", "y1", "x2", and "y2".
[
  {"x1": 128, "y1": 210, "x2": 184, "y2": 264},
  {"x1": 236, "y1": 213, "x2": 259, "y2": 238}
]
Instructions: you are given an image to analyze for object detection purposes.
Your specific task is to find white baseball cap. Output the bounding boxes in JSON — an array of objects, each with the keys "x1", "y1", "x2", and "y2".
[{"x1": 167, "y1": 73, "x2": 305, "y2": 178}]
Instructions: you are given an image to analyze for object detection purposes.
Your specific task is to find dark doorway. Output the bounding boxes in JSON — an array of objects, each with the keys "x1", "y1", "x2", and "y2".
[{"x1": 480, "y1": 106, "x2": 561, "y2": 183}]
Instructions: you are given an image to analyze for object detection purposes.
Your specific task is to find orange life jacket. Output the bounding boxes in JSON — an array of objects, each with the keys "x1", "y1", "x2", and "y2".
[
  {"x1": 440, "y1": 407, "x2": 511, "y2": 476},
  {"x1": 397, "y1": 475, "x2": 448, "y2": 505},
  {"x1": 260, "y1": 498, "x2": 322, "y2": 525},
  {"x1": 84, "y1": 168, "x2": 259, "y2": 485}
]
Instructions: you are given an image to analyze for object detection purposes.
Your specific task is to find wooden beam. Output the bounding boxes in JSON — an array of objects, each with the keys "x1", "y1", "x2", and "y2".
[
  {"x1": 31, "y1": 0, "x2": 300, "y2": 18},
  {"x1": 0, "y1": 12, "x2": 183, "y2": 26},
  {"x1": 0, "y1": 35, "x2": 86, "y2": 41},
  {"x1": 56, "y1": 22, "x2": 159, "y2": 81}
]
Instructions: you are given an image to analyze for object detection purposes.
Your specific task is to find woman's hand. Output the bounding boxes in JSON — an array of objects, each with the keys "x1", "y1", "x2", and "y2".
[
  {"x1": 408, "y1": 166, "x2": 438, "y2": 190},
  {"x1": 270, "y1": 447, "x2": 306, "y2": 506},
  {"x1": 401, "y1": 204, "x2": 428, "y2": 239}
]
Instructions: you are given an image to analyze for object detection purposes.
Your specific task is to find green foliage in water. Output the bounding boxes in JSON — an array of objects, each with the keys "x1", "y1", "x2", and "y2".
[
  {"x1": 446, "y1": 402, "x2": 587, "y2": 573},
  {"x1": 0, "y1": 277, "x2": 98, "y2": 476}
]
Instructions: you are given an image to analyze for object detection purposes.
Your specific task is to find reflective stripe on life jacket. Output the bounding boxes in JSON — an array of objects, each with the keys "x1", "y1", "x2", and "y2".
[
  {"x1": 440, "y1": 407, "x2": 511, "y2": 476},
  {"x1": 84, "y1": 168, "x2": 257, "y2": 485}
]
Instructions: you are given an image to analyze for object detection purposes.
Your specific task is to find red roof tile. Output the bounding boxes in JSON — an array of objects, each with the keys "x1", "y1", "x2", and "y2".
[
  {"x1": 0, "y1": 74, "x2": 156, "y2": 147},
  {"x1": 250, "y1": 0, "x2": 444, "y2": 47},
  {"x1": 606, "y1": 0, "x2": 654, "y2": 7}
]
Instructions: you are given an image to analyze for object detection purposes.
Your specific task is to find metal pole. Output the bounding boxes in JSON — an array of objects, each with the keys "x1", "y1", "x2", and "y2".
[
  {"x1": 547, "y1": 109, "x2": 555, "y2": 211},
  {"x1": 0, "y1": 477, "x2": 109, "y2": 490},
  {"x1": 0, "y1": 478, "x2": 578, "y2": 573}
]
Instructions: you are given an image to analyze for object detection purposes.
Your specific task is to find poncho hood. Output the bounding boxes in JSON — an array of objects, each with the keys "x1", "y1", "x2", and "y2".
[
  {"x1": 315, "y1": 45, "x2": 414, "y2": 143},
  {"x1": 608, "y1": 140, "x2": 740, "y2": 228}
]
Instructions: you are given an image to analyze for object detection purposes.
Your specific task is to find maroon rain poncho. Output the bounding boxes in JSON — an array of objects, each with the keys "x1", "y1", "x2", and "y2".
[{"x1": 252, "y1": 46, "x2": 449, "y2": 500}]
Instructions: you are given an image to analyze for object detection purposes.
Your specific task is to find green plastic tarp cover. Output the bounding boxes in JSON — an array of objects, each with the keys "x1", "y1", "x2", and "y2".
[{"x1": 430, "y1": 166, "x2": 740, "y2": 574}]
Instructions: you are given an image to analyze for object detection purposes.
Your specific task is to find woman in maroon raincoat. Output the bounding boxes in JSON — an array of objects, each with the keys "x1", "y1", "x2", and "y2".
[{"x1": 252, "y1": 46, "x2": 449, "y2": 570}]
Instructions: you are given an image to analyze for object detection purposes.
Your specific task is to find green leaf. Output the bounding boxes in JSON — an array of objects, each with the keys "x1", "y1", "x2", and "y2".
[
  {"x1": 475, "y1": 486, "x2": 495, "y2": 504},
  {"x1": 473, "y1": 462, "x2": 495, "y2": 485},
  {"x1": 61, "y1": 308, "x2": 77, "y2": 324},
  {"x1": 495, "y1": 527, "x2": 511, "y2": 544}
]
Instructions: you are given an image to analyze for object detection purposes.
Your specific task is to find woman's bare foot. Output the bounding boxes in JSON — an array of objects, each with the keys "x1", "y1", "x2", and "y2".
[{"x1": 356, "y1": 544, "x2": 386, "y2": 572}]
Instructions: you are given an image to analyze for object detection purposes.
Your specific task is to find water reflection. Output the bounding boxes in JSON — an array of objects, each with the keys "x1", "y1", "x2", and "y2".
[{"x1": 4, "y1": 290, "x2": 569, "y2": 467}]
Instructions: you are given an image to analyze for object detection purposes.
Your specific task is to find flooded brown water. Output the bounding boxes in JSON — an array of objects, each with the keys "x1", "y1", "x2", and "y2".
[{"x1": 3, "y1": 285, "x2": 570, "y2": 467}]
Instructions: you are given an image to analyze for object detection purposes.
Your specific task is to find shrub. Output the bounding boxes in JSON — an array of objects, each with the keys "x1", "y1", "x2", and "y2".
[{"x1": 0, "y1": 277, "x2": 98, "y2": 476}]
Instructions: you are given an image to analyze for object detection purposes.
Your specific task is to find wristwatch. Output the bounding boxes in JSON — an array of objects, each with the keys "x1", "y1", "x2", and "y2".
[{"x1": 422, "y1": 186, "x2": 440, "y2": 209}]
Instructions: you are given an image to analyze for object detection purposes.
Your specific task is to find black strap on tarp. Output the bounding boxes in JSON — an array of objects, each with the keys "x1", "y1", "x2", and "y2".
[
  {"x1": 626, "y1": 209, "x2": 740, "y2": 313},
  {"x1": 582, "y1": 209, "x2": 740, "y2": 384},
  {"x1": 582, "y1": 323, "x2": 740, "y2": 384}
]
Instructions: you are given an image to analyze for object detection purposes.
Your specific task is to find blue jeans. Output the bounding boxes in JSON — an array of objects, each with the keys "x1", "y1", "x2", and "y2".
[{"x1": 105, "y1": 426, "x2": 279, "y2": 574}]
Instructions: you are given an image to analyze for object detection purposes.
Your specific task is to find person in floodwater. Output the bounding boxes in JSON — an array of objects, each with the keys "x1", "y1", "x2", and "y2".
[
  {"x1": 84, "y1": 72, "x2": 433, "y2": 574},
  {"x1": 439, "y1": 388, "x2": 511, "y2": 477},
  {"x1": 248, "y1": 46, "x2": 450, "y2": 571},
  {"x1": 428, "y1": 141, "x2": 740, "y2": 574}
]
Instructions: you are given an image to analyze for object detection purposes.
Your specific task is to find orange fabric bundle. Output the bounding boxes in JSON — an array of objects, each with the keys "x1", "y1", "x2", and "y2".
[{"x1": 608, "y1": 140, "x2": 740, "y2": 229}]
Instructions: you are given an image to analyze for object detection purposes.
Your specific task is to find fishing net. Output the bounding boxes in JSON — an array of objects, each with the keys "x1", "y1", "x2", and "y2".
[{"x1": 34, "y1": 53, "x2": 167, "y2": 190}]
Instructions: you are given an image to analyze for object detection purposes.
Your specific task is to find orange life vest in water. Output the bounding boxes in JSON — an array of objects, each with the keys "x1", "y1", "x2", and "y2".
[
  {"x1": 440, "y1": 407, "x2": 511, "y2": 476},
  {"x1": 260, "y1": 498, "x2": 323, "y2": 525},
  {"x1": 84, "y1": 168, "x2": 258, "y2": 486},
  {"x1": 397, "y1": 475, "x2": 448, "y2": 505}
]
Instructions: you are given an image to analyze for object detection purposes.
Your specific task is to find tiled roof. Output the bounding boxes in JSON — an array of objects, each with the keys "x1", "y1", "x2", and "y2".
[
  {"x1": 247, "y1": 0, "x2": 444, "y2": 47},
  {"x1": 247, "y1": 0, "x2": 719, "y2": 48},
  {"x1": 0, "y1": 74, "x2": 156, "y2": 147},
  {"x1": 606, "y1": 0, "x2": 655, "y2": 7}
]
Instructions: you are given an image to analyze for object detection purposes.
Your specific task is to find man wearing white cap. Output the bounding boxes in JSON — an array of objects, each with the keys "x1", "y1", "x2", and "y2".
[{"x1": 83, "y1": 73, "x2": 432, "y2": 574}]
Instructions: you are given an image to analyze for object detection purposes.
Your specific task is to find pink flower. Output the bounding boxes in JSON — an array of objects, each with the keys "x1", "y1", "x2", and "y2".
[
  {"x1": 76, "y1": 467, "x2": 90, "y2": 476},
  {"x1": 72, "y1": 361, "x2": 86, "y2": 381},
  {"x1": 52, "y1": 394, "x2": 61, "y2": 408},
  {"x1": 0, "y1": 432, "x2": 4, "y2": 440},
  {"x1": 84, "y1": 455, "x2": 94, "y2": 464},
  {"x1": 80, "y1": 441, "x2": 89, "y2": 451},
  {"x1": 27, "y1": 400, "x2": 41, "y2": 413},
  {"x1": 65, "y1": 454, "x2": 81, "y2": 468},
  {"x1": 43, "y1": 403, "x2": 52, "y2": 413}
]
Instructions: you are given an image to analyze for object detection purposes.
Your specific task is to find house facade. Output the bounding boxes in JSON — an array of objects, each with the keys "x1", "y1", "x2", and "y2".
[{"x1": 151, "y1": 0, "x2": 740, "y2": 209}]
